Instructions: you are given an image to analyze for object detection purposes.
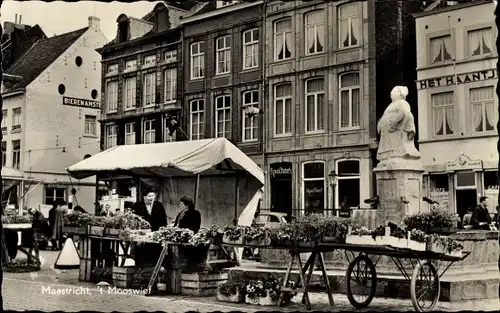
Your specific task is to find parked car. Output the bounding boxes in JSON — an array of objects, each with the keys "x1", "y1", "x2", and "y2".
[{"x1": 252, "y1": 212, "x2": 293, "y2": 228}]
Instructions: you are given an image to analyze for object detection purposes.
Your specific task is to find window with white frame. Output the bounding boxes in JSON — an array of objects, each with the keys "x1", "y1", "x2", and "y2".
[
  {"x1": 190, "y1": 99, "x2": 205, "y2": 140},
  {"x1": 432, "y1": 92, "x2": 455, "y2": 136},
  {"x1": 143, "y1": 119, "x2": 156, "y2": 144},
  {"x1": 123, "y1": 77, "x2": 136, "y2": 110},
  {"x1": 274, "y1": 18, "x2": 292, "y2": 61},
  {"x1": 12, "y1": 140, "x2": 20, "y2": 170},
  {"x1": 430, "y1": 35, "x2": 453, "y2": 63},
  {"x1": 190, "y1": 42, "x2": 205, "y2": 79},
  {"x1": 106, "y1": 125, "x2": 117, "y2": 149},
  {"x1": 106, "y1": 81, "x2": 118, "y2": 112},
  {"x1": 12, "y1": 108, "x2": 21, "y2": 130},
  {"x1": 216, "y1": 36, "x2": 231, "y2": 75},
  {"x1": 305, "y1": 78, "x2": 325, "y2": 132},
  {"x1": 125, "y1": 122, "x2": 135, "y2": 145},
  {"x1": 143, "y1": 73, "x2": 156, "y2": 107},
  {"x1": 164, "y1": 117, "x2": 176, "y2": 142},
  {"x1": 242, "y1": 90, "x2": 259, "y2": 141},
  {"x1": 84, "y1": 115, "x2": 97, "y2": 136},
  {"x1": 302, "y1": 162, "x2": 325, "y2": 215},
  {"x1": 243, "y1": 29, "x2": 259, "y2": 69},
  {"x1": 1, "y1": 141, "x2": 6, "y2": 167},
  {"x1": 1, "y1": 110, "x2": 7, "y2": 130},
  {"x1": 339, "y1": 3, "x2": 360, "y2": 48},
  {"x1": 164, "y1": 68, "x2": 177, "y2": 103},
  {"x1": 274, "y1": 83, "x2": 292, "y2": 135},
  {"x1": 339, "y1": 73, "x2": 360, "y2": 129},
  {"x1": 124, "y1": 60, "x2": 137, "y2": 71},
  {"x1": 164, "y1": 50, "x2": 177, "y2": 63},
  {"x1": 44, "y1": 187, "x2": 65, "y2": 206},
  {"x1": 468, "y1": 28, "x2": 492, "y2": 57},
  {"x1": 107, "y1": 64, "x2": 118, "y2": 75},
  {"x1": 143, "y1": 55, "x2": 156, "y2": 66},
  {"x1": 337, "y1": 160, "x2": 360, "y2": 209},
  {"x1": 215, "y1": 95, "x2": 231, "y2": 138},
  {"x1": 471, "y1": 86, "x2": 496, "y2": 133},
  {"x1": 305, "y1": 11, "x2": 325, "y2": 55}
]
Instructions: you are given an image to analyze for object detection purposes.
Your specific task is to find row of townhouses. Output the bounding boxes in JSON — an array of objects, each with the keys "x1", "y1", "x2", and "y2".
[{"x1": 1, "y1": 0, "x2": 497, "y2": 220}]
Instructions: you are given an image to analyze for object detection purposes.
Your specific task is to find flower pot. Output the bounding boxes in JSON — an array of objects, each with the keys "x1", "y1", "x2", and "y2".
[
  {"x1": 346, "y1": 235, "x2": 375, "y2": 245},
  {"x1": 245, "y1": 294, "x2": 261, "y2": 305},
  {"x1": 88, "y1": 226, "x2": 104, "y2": 237},
  {"x1": 216, "y1": 289, "x2": 245, "y2": 303},
  {"x1": 105, "y1": 228, "x2": 121, "y2": 237},
  {"x1": 245, "y1": 291, "x2": 278, "y2": 306},
  {"x1": 407, "y1": 239, "x2": 426, "y2": 251},
  {"x1": 222, "y1": 234, "x2": 244, "y2": 245}
]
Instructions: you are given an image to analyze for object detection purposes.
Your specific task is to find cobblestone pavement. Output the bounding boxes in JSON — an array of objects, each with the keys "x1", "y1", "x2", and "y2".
[{"x1": 3, "y1": 250, "x2": 499, "y2": 312}]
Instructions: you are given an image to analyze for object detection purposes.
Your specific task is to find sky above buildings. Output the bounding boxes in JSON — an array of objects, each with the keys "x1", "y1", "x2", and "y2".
[{"x1": 2, "y1": 1, "x2": 161, "y2": 42}]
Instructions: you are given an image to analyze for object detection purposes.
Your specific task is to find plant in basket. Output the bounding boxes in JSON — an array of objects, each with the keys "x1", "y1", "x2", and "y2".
[
  {"x1": 268, "y1": 225, "x2": 293, "y2": 246},
  {"x1": 217, "y1": 280, "x2": 247, "y2": 303},
  {"x1": 223, "y1": 225, "x2": 245, "y2": 244},
  {"x1": 152, "y1": 226, "x2": 194, "y2": 245},
  {"x1": 189, "y1": 228, "x2": 212, "y2": 247},
  {"x1": 436, "y1": 236, "x2": 463, "y2": 254},
  {"x1": 409, "y1": 229, "x2": 427, "y2": 243},
  {"x1": 243, "y1": 226, "x2": 269, "y2": 246}
]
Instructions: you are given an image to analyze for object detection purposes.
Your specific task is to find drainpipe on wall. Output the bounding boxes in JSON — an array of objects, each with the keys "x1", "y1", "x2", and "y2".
[
  {"x1": 262, "y1": 0, "x2": 268, "y2": 210},
  {"x1": 495, "y1": 3, "x2": 500, "y2": 210},
  {"x1": 0, "y1": 2, "x2": 6, "y2": 310}
]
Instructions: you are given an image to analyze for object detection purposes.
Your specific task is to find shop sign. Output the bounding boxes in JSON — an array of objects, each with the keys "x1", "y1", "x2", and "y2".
[
  {"x1": 63, "y1": 96, "x2": 101, "y2": 109},
  {"x1": 270, "y1": 162, "x2": 292, "y2": 179},
  {"x1": 445, "y1": 154, "x2": 483, "y2": 172},
  {"x1": 416, "y1": 69, "x2": 496, "y2": 90},
  {"x1": 306, "y1": 187, "x2": 323, "y2": 194}
]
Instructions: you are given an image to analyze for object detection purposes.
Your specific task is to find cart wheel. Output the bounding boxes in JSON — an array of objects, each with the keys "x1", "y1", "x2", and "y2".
[
  {"x1": 410, "y1": 260, "x2": 440, "y2": 312},
  {"x1": 346, "y1": 254, "x2": 377, "y2": 309}
]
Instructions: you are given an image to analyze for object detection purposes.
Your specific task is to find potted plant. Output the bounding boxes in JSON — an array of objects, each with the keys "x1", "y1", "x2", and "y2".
[
  {"x1": 88, "y1": 216, "x2": 107, "y2": 236},
  {"x1": 245, "y1": 280, "x2": 266, "y2": 305},
  {"x1": 208, "y1": 225, "x2": 224, "y2": 245},
  {"x1": 243, "y1": 226, "x2": 271, "y2": 247},
  {"x1": 104, "y1": 212, "x2": 151, "y2": 236},
  {"x1": 387, "y1": 222, "x2": 408, "y2": 249},
  {"x1": 408, "y1": 229, "x2": 427, "y2": 251},
  {"x1": 222, "y1": 225, "x2": 245, "y2": 245},
  {"x1": 346, "y1": 226, "x2": 375, "y2": 245},
  {"x1": 63, "y1": 213, "x2": 93, "y2": 235},
  {"x1": 371, "y1": 225, "x2": 388, "y2": 245},
  {"x1": 216, "y1": 281, "x2": 247, "y2": 303},
  {"x1": 3, "y1": 214, "x2": 33, "y2": 229}
]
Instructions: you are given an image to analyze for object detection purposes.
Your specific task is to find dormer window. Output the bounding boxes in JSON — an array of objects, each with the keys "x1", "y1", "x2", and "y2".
[
  {"x1": 107, "y1": 64, "x2": 119, "y2": 75},
  {"x1": 118, "y1": 21, "x2": 128, "y2": 43},
  {"x1": 217, "y1": 0, "x2": 237, "y2": 9},
  {"x1": 144, "y1": 55, "x2": 156, "y2": 66},
  {"x1": 125, "y1": 60, "x2": 137, "y2": 71},
  {"x1": 164, "y1": 50, "x2": 177, "y2": 63}
]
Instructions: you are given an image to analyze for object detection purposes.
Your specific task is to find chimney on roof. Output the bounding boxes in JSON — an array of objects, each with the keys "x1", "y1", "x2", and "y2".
[
  {"x1": 88, "y1": 16, "x2": 100, "y2": 31},
  {"x1": 19, "y1": 15, "x2": 22, "y2": 24}
]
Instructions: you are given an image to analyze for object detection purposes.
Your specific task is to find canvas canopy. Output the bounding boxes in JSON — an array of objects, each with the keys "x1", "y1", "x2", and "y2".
[
  {"x1": 2, "y1": 167, "x2": 24, "y2": 180},
  {"x1": 66, "y1": 138, "x2": 264, "y2": 185}
]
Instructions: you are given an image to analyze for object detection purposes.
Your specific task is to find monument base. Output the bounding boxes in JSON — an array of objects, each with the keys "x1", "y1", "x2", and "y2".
[{"x1": 374, "y1": 158, "x2": 425, "y2": 226}]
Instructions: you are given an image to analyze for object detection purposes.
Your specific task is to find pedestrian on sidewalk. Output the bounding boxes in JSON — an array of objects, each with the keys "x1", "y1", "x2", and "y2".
[{"x1": 49, "y1": 200, "x2": 67, "y2": 250}]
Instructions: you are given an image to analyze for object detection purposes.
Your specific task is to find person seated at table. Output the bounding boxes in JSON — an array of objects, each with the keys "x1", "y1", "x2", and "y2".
[
  {"x1": 133, "y1": 188, "x2": 167, "y2": 231},
  {"x1": 173, "y1": 195, "x2": 201, "y2": 234},
  {"x1": 471, "y1": 196, "x2": 492, "y2": 230}
]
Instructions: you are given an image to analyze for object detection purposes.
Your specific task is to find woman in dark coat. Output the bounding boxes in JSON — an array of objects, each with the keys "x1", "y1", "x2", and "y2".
[{"x1": 173, "y1": 195, "x2": 201, "y2": 234}]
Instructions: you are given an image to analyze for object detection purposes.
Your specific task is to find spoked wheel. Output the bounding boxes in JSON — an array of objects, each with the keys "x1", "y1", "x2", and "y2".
[
  {"x1": 346, "y1": 254, "x2": 377, "y2": 309},
  {"x1": 410, "y1": 260, "x2": 440, "y2": 312}
]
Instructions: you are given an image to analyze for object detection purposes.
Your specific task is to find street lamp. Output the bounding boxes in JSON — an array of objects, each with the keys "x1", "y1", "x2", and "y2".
[{"x1": 328, "y1": 170, "x2": 338, "y2": 216}]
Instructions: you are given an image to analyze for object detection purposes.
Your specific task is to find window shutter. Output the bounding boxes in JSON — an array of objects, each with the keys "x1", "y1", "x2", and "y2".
[{"x1": 99, "y1": 124, "x2": 105, "y2": 151}]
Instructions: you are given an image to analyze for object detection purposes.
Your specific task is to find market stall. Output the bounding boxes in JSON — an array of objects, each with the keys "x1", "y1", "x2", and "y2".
[{"x1": 65, "y1": 138, "x2": 264, "y2": 293}]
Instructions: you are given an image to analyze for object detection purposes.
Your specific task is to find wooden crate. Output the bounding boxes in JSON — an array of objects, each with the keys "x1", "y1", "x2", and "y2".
[
  {"x1": 88, "y1": 226, "x2": 104, "y2": 237},
  {"x1": 112, "y1": 266, "x2": 136, "y2": 288},
  {"x1": 181, "y1": 272, "x2": 228, "y2": 297},
  {"x1": 157, "y1": 268, "x2": 182, "y2": 295},
  {"x1": 105, "y1": 228, "x2": 121, "y2": 237},
  {"x1": 63, "y1": 227, "x2": 87, "y2": 235}
]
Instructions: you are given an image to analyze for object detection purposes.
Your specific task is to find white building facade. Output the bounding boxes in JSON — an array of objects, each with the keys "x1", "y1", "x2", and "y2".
[
  {"x1": 415, "y1": 0, "x2": 498, "y2": 217},
  {"x1": 2, "y1": 17, "x2": 108, "y2": 213}
]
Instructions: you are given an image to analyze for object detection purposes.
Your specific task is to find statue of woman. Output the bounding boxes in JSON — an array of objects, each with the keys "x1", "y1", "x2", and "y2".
[{"x1": 377, "y1": 86, "x2": 420, "y2": 162}]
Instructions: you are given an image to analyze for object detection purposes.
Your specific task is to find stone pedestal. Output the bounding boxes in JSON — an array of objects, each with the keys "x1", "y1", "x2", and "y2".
[{"x1": 373, "y1": 158, "x2": 425, "y2": 226}]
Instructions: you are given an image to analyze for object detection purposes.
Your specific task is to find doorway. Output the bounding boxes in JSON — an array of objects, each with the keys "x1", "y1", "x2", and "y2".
[
  {"x1": 270, "y1": 180, "x2": 292, "y2": 216},
  {"x1": 455, "y1": 189, "x2": 477, "y2": 218}
]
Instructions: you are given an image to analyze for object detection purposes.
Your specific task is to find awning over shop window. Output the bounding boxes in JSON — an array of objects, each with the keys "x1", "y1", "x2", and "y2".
[
  {"x1": 66, "y1": 138, "x2": 264, "y2": 185},
  {"x1": 1, "y1": 167, "x2": 23, "y2": 180}
]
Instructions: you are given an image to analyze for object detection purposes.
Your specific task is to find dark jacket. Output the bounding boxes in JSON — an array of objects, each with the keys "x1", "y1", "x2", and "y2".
[
  {"x1": 174, "y1": 209, "x2": 201, "y2": 234},
  {"x1": 470, "y1": 205, "x2": 492, "y2": 229},
  {"x1": 133, "y1": 201, "x2": 167, "y2": 231}
]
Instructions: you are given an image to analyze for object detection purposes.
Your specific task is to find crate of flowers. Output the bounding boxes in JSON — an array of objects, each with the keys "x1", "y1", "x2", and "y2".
[
  {"x1": 426, "y1": 235, "x2": 463, "y2": 257},
  {"x1": 245, "y1": 277, "x2": 294, "y2": 306},
  {"x1": 222, "y1": 225, "x2": 245, "y2": 245},
  {"x1": 63, "y1": 212, "x2": 93, "y2": 235},
  {"x1": 387, "y1": 223, "x2": 408, "y2": 249},
  {"x1": 216, "y1": 280, "x2": 247, "y2": 303},
  {"x1": 104, "y1": 212, "x2": 151, "y2": 237},
  {"x1": 87, "y1": 216, "x2": 107, "y2": 237},
  {"x1": 345, "y1": 226, "x2": 376, "y2": 245},
  {"x1": 3, "y1": 214, "x2": 33, "y2": 229},
  {"x1": 207, "y1": 225, "x2": 224, "y2": 245},
  {"x1": 403, "y1": 208, "x2": 459, "y2": 235},
  {"x1": 243, "y1": 226, "x2": 271, "y2": 247},
  {"x1": 407, "y1": 229, "x2": 427, "y2": 251}
]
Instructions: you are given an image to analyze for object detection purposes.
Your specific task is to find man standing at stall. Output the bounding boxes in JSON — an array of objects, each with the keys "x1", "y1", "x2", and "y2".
[
  {"x1": 133, "y1": 188, "x2": 167, "y2": 231},
  {"x1": 471, "y1": 196, "x2": 492, "y2": 230}
]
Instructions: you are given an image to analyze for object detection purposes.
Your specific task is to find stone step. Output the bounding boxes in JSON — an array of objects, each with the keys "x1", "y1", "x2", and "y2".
[{"x1": 226, "y1": 267, "x2": 498, "y2": 301}]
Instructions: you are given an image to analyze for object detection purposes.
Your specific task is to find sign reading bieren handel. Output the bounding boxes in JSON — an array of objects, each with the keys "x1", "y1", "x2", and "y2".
[
  {"x1": 62, "y1": 96, "x2": 101, "y2": 109},
  {"x1": 416, "y1": 69, "x2": 496, "y2": 90}
]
